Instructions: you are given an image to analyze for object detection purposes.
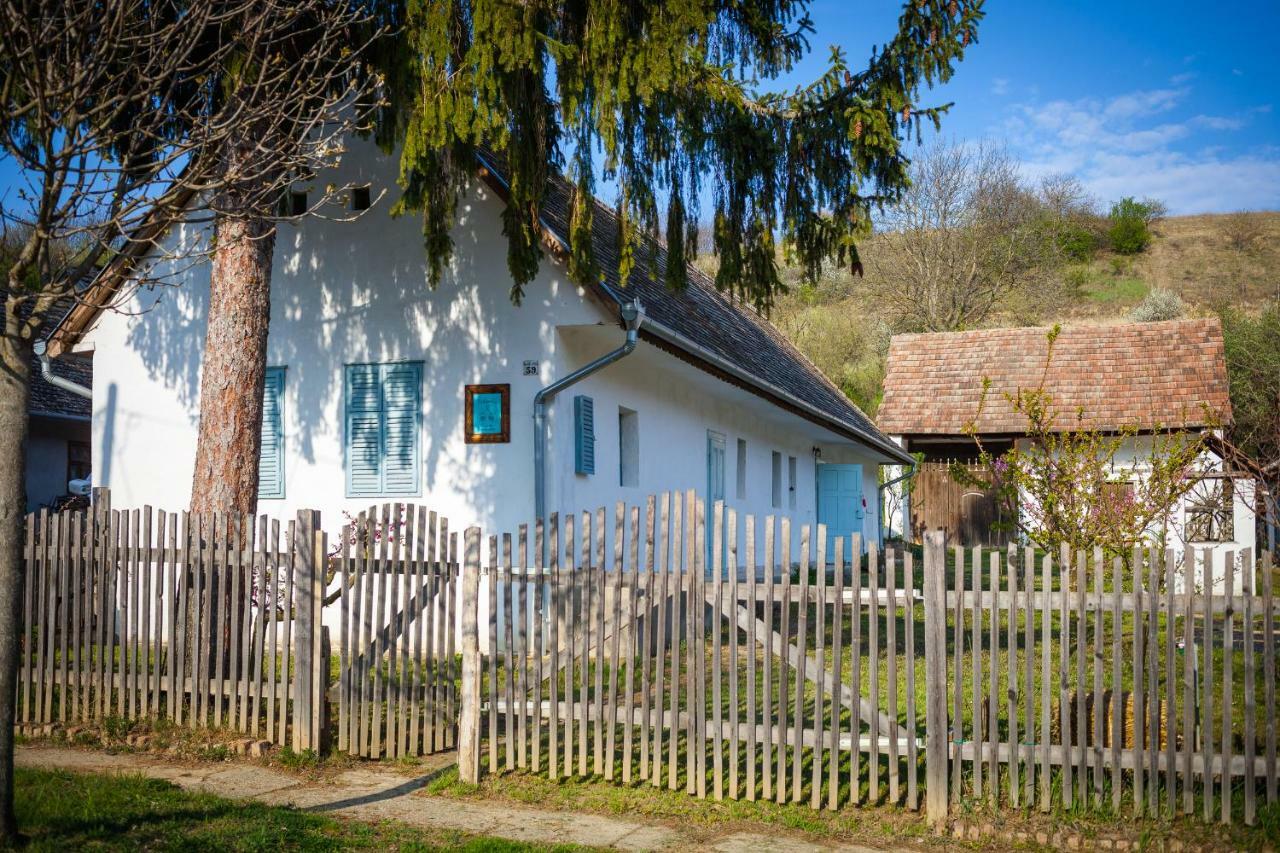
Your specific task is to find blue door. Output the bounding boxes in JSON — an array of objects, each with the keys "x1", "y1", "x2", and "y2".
[{"x1": 817, "y1": 464, "x2": 864, "y2": 558}]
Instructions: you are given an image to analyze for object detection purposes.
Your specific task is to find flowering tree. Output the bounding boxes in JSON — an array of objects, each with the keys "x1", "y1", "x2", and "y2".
[{"x1": 953, "y1": 326, "x2": 1211, "y2": 560}]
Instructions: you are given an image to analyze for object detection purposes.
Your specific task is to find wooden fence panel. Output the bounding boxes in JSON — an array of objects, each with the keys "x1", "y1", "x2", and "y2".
[{"x1": 18, "y1": 493, "x2": 323, "y2": 751}]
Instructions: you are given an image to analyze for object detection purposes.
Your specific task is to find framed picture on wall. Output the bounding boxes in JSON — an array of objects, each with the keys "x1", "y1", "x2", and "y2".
[{"x1": 464, "y1": 383, "x2": 510, "y2": 444}]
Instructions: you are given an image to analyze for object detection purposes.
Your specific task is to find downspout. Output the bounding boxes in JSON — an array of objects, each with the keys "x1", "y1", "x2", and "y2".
[
  {"x1": 32, "y1": 339, "x2": 92, "y2": 399},
  {"x1": 878, "y1": 457, "x2": 919, "y2": 545},
  {"x1": 534, "y1": 300, "x2": 644, "y2": 524}
]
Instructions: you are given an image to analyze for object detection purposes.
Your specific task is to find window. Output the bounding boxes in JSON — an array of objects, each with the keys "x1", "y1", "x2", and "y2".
[
  {"x1": 351, "y1": 185, "x2": 371, "y2": 211},
  {"x1": 771, "y1": 451, "x2": 782, "y2": 508},
  {"x1": 736, "y1": 439, "x2": 747, "y2": 499},
  {"x1": 574, "y1": 395, "x2": 595, "y2": 475},
  {"x1": 618, "y1": 407, "x2": 639, "y2": 487},
  {"x1": 344, "y1": 362, "x2": 423, "y2": 497},
  {"x1": 1185, "y1": 478, "x2": 1234, "y2": 543},
  {"x1": 287, "y1": 191, "x2": 307, "y2": 217},
  {"x1": 787, "y1": 455, "x2": 797, "y2": 510},
  {"x1": 67, "y1": 441, "x2": 91, "y2": 486},
  {"x1": 258, "y1": 367, "x2": 286, "y2": 499}
]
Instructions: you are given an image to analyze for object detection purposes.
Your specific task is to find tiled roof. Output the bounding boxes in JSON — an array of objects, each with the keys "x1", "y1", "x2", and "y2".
[
  {"x1": 2, "y1": 293, "x2": 92, "y2": 419},
  {"x1": 877, "y1": 319, "x2": 1232, "y2": 436},
  {"x1": 476, "y1": 152, "x2": 908, "y2": 461}
]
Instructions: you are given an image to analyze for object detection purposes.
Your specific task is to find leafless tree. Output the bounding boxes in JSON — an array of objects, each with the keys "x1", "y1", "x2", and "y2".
[
  {"x1": 1220, "y1": 210, "x2": 1267, "y2": 254},
  {"x1": 868, "y1": 140, "x2": 1084, "y2": 332},
  {"x1": 0, "y1": 1, "x2": 379, "y2": 839}
]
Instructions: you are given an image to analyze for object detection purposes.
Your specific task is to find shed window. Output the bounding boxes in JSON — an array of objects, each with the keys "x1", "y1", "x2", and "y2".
[
  {"x1": 344, "y1": 362, "x2": 422, "y2": 498},
  {"x1": 351, "y1": 185, "x2": 371, "y2": 211}
]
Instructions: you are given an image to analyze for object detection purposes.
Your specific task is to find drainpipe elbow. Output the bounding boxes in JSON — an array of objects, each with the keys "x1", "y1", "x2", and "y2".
[{"x1": 32, "y1": 339, "x2": 92, "y2": 400}]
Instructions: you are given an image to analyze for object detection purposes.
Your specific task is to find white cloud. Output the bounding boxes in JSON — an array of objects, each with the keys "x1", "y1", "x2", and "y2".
[
  {"x1": 996, "y1": 86, "x2": 1276, "y2": 214},
  {"x1": 991, "y1": 77, "x2": 1010, "y2": 97}
]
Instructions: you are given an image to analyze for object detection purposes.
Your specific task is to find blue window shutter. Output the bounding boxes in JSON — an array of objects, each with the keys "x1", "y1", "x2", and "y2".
[
  {"x1": 380, "y1": 362, "x2": 421, "y2": 496},
  {"x1": 345, "y1": 364, "x2": 384, "y2": 497},
  {"x1": 257, "y1": 367, "x2": 286, "y2": 499},
  {"x1": 574, "y1": 395, "x2": 595, "y2": 475},
  {"x1": 345, "y1": 362, "x2": 422, "y2": 498}
]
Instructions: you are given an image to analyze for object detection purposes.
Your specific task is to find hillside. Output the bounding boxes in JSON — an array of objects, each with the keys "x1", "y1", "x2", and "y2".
[{"x1": 1055, "y1": 211, "x2": 1280, "y2": 321}]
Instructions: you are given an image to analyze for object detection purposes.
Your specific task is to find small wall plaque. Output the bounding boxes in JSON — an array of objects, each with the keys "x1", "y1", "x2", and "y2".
[
  {"x1": 465, "y1": 383, "x2": 510, "y2": 444},
  {"x1": 522, "y1": 360, "x2": 539, "y2": 376}
]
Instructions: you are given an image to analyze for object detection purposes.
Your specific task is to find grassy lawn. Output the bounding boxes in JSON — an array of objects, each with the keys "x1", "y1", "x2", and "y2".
[
  {"x1": 423, "y1": 760, "x2": 1280, "y2": 852},
  {"x1": 12, "y1": 766, "x2": 590, "y2": 852}
]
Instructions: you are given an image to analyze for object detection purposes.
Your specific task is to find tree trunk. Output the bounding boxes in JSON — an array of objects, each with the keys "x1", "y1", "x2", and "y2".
[
  {"x1": 189, "y1": 211, "x2": 275, "y2": 515},
  {"x1": 0, "y1": 327, "x2": 32, "y2": 844}
]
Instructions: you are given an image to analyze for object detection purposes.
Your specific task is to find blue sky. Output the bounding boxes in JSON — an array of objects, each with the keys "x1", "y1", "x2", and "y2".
[
  {"x1": 4, "y1": 3, "x2": 1276, "y2": 219},
  {"x1": 783, "y1": 1, "x2": 1280, "y2": 214}
]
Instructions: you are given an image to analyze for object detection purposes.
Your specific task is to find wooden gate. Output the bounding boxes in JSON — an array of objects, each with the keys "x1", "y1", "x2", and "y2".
[
  {"x1": 910, "y1": 461, "x2": 1012, "y2": 547},
  {"x1": 334, "y1": 504, "x2": 460, "y2": 758}
]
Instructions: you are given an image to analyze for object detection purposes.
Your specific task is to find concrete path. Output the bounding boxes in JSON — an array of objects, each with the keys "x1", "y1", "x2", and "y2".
[{"x1": 16, "y1": 745, "x2": 900, "y2": 851}]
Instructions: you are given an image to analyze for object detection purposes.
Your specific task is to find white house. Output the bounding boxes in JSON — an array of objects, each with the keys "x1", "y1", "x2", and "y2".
[
  {"x1": 45, "y1": 140, "x2": 911, "y2": 561},
  {"x1": 877, "y1": 320, "x2": 1257, "y2": 591}
]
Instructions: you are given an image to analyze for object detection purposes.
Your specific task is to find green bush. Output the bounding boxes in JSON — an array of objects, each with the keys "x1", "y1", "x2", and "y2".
[
  {"x1": 1056, "y1": 222, "x2": 1099, "y2": 262},
  {"x1": 1106, "y1": 197, "x2": 1163, "y2": 255}
]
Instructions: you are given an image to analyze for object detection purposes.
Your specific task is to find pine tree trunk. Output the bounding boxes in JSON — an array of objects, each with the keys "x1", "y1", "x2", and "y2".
[
  {"x1": 0, "y1": 323, "x2": 32, "y2": 844},
  {"x1": 189, "y1": 211, "x2": 274, "y2": 516}
]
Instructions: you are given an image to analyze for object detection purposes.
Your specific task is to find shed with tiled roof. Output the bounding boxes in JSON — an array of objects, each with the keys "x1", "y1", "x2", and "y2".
[{"x1": 877, "y1": 319, "x2": 1233, "y2": 440}]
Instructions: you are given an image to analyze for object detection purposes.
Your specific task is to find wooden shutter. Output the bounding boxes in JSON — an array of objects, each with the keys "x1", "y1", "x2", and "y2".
[
  {"x1": 380, "y1": 362, "x2": 422, "y2": 496},
  {"x1": 345, "y1": 362, "x2": 423, "y2": 497},
  {"x1": 258, "y1": 366, "x2": 286, "y2": 499},
  {"x1": 574, "y1": 394, "x2": 595, "y2": 475}
]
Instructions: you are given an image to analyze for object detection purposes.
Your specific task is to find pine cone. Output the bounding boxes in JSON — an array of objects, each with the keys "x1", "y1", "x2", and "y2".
[
  {"x1": 853, "y1": 117, "x2": 863, "y2": 139},
  {"x1": 902, "y1": 105, "x2": 912, "y2": 123},
  {"x1": 949, "y1": 0, "x2": 959, "y2": 16}
]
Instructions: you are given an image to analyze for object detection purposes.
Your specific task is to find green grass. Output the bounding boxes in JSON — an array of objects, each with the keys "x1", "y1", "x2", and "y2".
[
  {"x1": 1081, "y1": 275, "x2": 1150, "y2": 305},
  {"x1": 12, "y1": 766, "x2": 592, "y2": 852}
]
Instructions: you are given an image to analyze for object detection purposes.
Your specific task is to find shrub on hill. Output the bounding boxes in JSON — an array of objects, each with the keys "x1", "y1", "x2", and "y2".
[{"x1": 1129, "y1": 288, "x2": 1184, "y2": 322}]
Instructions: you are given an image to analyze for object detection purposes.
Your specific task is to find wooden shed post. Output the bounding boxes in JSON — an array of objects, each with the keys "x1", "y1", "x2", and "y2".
[
  {"x1": 459, "y1": 526, "x2": 482, "y2": 784},
  {"x1": 924, "y1": 529, "x2": 949, "y2": 830}
]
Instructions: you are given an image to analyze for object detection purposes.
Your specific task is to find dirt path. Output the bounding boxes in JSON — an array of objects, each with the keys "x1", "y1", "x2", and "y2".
[{"x1": 16, "y1": 745, "x2": 899, "y2": 851}]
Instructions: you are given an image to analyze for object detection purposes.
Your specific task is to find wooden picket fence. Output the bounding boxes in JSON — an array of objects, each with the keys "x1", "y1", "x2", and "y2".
[
  {"x1": 18, "y1": 493, "x2": 327, "y2": 751},
  {"x1": 945, "y1": 543, "x2": 1278, "y2": 825},
  {"x1": 457, "y1": 493, "x2": 1279, "y2": 829},
  {"x1": 18, "y1": 489, "x2": 1279, "y2": 829},
  {"x1": 457, "y1": 492, "x2": 926, "y2": 810}
]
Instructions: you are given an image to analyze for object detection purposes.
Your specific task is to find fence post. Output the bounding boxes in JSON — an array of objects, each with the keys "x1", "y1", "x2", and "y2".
[
  {"x1": 924, "y1": 529, "x2": 949, "y2": 830},
  {"x1": 459, "y1": 526, "x2": 482, "y2": 784},
  {"x1": 292, "y1": 509, "x2": 321, "y2": 752}
]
